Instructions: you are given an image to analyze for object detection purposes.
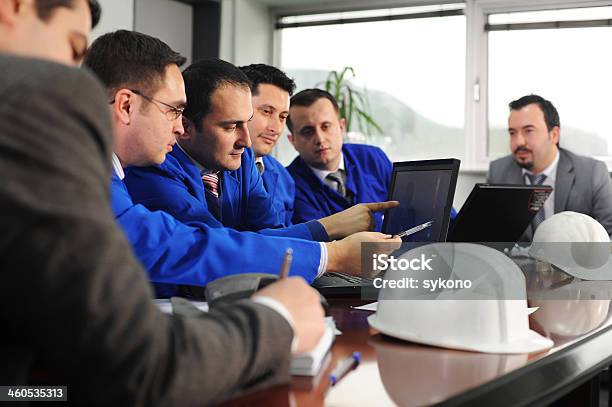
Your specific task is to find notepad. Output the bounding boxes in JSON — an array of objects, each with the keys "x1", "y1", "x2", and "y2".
[{"x1": 291, "y1": 319, "x2": 336, "y2": 376}]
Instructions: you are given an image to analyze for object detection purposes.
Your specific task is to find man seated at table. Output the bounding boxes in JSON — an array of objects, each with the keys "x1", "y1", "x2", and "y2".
[
  {"x1": 84, "y1": 32, "x2": 397, "y2": 298},
  {"x1": 0, "y1": 2, "x2": 326, "y2": 404},
  {"x1": 237, "y1": 63, "x2": 298, "y2": 227},
  {"x1": 125, "y1": 58, "x2": 397, "y2": 242},
  {"x1": 487, "y1": 94, "x2": 612, "y2": 240},
  {"x1": 286, "y1": 89, "x2": 393, "y2": 231}
]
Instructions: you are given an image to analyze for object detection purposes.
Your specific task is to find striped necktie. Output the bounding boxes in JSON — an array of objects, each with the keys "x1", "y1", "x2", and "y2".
[
  {"x1": 326, "y1": 170, "x2": 346, "y2": 198},
  {"x1": 201, "y1": 171, "x2": 220, "y2": 198},
  {"x1": 525, "y1": 173, "x2": 547, "y2": 230},
  {"x1": 326, "y1": 170, "x2": 354, "y2": 204}
]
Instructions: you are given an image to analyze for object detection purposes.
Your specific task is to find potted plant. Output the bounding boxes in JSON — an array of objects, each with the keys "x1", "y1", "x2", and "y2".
[{"x1": 321, "y1": 66, "x2": 383, "y2": 138}]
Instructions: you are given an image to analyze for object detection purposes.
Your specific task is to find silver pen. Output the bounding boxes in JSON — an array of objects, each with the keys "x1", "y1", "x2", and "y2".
[{"x1": 394, "y1": 220, "x2": 433, "y2": 239}]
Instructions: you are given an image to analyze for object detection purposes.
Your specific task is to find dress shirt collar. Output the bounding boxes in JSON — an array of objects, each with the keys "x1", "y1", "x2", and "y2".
[
  {"x1": 112, "y1": 153, "x2": 125, "y2": 180},
  {"x1": 308, "y1": 152, "x2": 345, "y2": 182},
  {"x1": 521, "y1": 148, "x2": 559, "y2": 183}
]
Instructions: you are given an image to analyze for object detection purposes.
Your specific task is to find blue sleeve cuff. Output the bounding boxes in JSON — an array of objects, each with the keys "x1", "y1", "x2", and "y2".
[{"x1": 304, "y1": 220, "x2": 330, "y2": 242}]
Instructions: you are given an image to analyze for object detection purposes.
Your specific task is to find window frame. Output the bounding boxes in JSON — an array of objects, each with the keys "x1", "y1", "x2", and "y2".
[{"x1": 271, "y1": 0, "x2": 612, "y2": 171}]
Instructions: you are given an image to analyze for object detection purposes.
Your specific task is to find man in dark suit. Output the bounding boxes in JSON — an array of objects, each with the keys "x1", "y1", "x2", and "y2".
[
  {"x1": 487, "y1": 94, "x2": 612, "y2": 240},
  {"x1": 0, "y1": 0, "x2": 325, "y2": 404}
]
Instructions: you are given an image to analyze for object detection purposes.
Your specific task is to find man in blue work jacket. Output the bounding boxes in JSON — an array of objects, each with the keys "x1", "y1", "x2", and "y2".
[
  {"x1": 287, "y1": 89, "x2": 393, "y2": 232},
  {"x1": 125, "y1": 59, "x2": 397, "y2": 242},
  {"x1": 85, "y1": 31, "x2": 398, "y2": 298},
  {"x1": 238, "y1": 63, "x2": 298, "y2": 227}
]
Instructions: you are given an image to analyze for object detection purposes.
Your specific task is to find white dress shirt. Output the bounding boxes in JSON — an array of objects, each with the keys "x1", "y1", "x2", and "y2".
[{"x1": 308, "y1": 152, "x2": 345, "y2": 190}]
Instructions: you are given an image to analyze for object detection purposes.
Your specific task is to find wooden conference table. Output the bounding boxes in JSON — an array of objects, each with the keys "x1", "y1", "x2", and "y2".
[{"x1": 228, "y1": 268, "x2": 612, "y2": 406}]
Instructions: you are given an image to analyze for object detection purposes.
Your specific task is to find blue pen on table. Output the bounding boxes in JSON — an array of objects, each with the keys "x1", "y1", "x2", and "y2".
[{"x1": 330, "y1": 352, "x2": 361, "y2": 386}]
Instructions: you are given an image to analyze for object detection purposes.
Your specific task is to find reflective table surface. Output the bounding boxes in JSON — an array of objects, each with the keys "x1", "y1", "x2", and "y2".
[{"x1": 227, "y1": 263, "x2": 612, "y2": 406}]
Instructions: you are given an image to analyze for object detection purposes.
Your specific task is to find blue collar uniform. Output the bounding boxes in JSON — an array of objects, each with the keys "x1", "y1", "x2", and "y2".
[
  {"x1": 261, "y1": 155, "x2": 296, "y2": 227},
  {"x1": 111, "y1": 172, "x2": 322, "y2": 298},
  {"x1": 124, "y1": 146, "x2": 327, "y2": 241},
  {"x1": 287, "y1": 144, "x2": 393, "y2": 231}
]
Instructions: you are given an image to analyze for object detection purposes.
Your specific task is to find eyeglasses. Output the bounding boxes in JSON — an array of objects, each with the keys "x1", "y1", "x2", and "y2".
[{"x1": 130, "y1": 89, "x2": 184, "y2": 121}]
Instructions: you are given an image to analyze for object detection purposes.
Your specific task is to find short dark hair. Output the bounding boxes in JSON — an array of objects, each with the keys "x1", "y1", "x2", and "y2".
[
  {"x1": 35, "y1": 0, "x2": 101, "y2": 29},
  {"x1": 239, "y1": 64, "x2": 296, "y2": 96},
  {"x1": 83, "y1": 30, "x2": 186, "y2": 97},
  {"x1": 509, "y1": 94, "x2": 560, "y2": 132},
  {"x1": 182, "y1": 58, "x2": 251, "y2": 131},
  {"x1": 287, "y1": 88, "x2": 339, "y2": 132}
]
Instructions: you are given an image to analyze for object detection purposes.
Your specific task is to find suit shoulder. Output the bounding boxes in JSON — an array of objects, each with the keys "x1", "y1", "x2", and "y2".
[
  {"x1": 562, "y1": 148, "x2": 604, "y2": 169},
  {"x1": 489, "y1": 155, "x2": 514, "y2": 169},
  {"x1": 0, "y1": 55, "x2": 107, "y2": 110}
]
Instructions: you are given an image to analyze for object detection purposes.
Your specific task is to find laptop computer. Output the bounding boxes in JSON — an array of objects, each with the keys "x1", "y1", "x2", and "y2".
[
  {"x1": 447, "y1": 183, "x2": 553, "y2": 243},
  {"x1": 312, "y1": 158, "x2": 461, "y2": 297}
]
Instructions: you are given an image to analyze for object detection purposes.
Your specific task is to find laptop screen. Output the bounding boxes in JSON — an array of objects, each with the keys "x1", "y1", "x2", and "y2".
[
  {"x1": 448, "y1": 183, "x2": 553, "y2": 243},
  {"x1": 382, "y1": 159, "x2": 460, "y2": 242}
]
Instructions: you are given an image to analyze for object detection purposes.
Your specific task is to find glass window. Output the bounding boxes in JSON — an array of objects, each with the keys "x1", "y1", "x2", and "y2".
[
  {"x1": 488, "y1": 9, "x2": 612, "y2": 158},
  {"x1": 276, "y1": 10, "x2": 466, "y2": 165}
]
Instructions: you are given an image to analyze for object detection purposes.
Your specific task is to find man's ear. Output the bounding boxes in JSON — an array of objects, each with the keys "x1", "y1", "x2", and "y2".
[
  {"x1": 0, "y1": 0, "x2": 23, "y2": 27},
  {"x1": 550, "y1": 126, "x2": 560, "y2": 145},
  {"x1": 179, "y1": 116, "x2": 196, "y2": 141},
  {"x1": 112, "y1": 89, "x2": 135, "y2": 125},
  {"x1": 287, "y1": 133, "x2": 296, "y2": 148},
  {"x1": 338, "y1": 117, "x2": 347, "y2": 135}
]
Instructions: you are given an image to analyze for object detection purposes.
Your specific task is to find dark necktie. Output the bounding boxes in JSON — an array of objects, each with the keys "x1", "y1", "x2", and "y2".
[
  {"x1": 525, "y1": 173, "x2": 548, "y2": 230},
  {"x1": 255, "y1": 161, "x2": 264, "y2": 175},
  {"x1": 326, "y1": 170, "x2": 354, "y2": 204}
]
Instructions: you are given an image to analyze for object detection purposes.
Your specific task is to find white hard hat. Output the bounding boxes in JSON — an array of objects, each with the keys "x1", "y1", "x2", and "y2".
[
  {"x1": 528, "y1": 211, "x2": 612, "y2": 280},
  {"x1": 367, "y1": 243, "x2": 553, "y2": 354}
]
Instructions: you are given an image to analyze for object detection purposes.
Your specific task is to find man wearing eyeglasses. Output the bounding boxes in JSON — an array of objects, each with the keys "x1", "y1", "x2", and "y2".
[
  {"x1": 85, "y1": 31, "x2": 400, "y2": 298},
  {"x1": 125, "y1": 59, "x2": 398, "y2": 248}
]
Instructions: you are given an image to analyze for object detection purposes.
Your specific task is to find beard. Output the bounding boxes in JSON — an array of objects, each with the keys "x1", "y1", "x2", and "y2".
[
  {"x1": 516, "y1": 161, "x2": 534, "y2": 170},
  {"x1": 513, "y1": 146, "x2": 534, "y2": 170}
]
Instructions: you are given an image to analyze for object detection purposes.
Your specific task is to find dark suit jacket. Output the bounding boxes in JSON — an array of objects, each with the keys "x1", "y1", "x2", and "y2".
[
  {"x1": 0, "y1": 54, "x2": 293, "y2": 406},
  {"x1": 487, "y1": 148, "x2": 612, "y2": 240}
]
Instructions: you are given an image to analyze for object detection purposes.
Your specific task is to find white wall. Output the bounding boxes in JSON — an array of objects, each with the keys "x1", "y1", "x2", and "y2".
[
  {"x1": 220, "y1": 0, "x2": 273, "y2": 65},
  {"x1": 91, "y1": 0, "x2": 194, "y2": 68},
  {"x1": 134, "y1": 0, "x2": 193, "y2": 65},
  {"x1": 91, "y1": 0, "x2": 134, "y2": 41}
]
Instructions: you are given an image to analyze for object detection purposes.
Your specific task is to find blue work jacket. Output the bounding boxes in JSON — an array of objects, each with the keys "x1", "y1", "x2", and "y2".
[
  {"x1": 261, "y1": 154, "x2": 296, "y2": 227},
  {"x1": 125, "y1": 146, "x2": 327, "y2": 241},
  {"x1": 111, "y1": 173, "x2": 321, "y2": 297},
  {"x1": 287, "y1": 144, "x2": 393, "y2": 232}
]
